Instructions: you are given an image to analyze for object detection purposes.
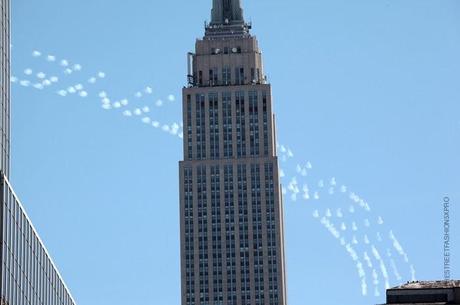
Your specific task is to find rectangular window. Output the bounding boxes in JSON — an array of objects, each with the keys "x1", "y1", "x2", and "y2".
[
  {"x1": 222, "y1": 67, "x2": 231, "y2": 85},
  {"x1": 250, "y1": 163, "x2": 264, "y2": 301},
  {"x1": 224, "y1": 164, "x2": 236, "y2": 305},
  {"x1": 262, "y1": 91, "x2": 269, "y2": 156},
  {"x1": 195, "y1": 94, "x2": 206, "y2": 159},
  {"x1": 198, "y1": 70, "x2": 203, "y2": 86},
  {"x1": 249, "y1": 91, "x2": 260, "y2": 156},
  {"x1": 209, "y1": 68, "x2": 218, "y2": 86},
  {"x1": 183, "y1": 166, "x2": 194, "y2": 300},
  {"x1": 186, "y1": 94, "x2": 193, "y2": 159},
  {"x1": 197, "y1": 165, "x2": 208, "y2": 305},
  {"x1": 222, "y1": 92, "x2": 233, "y2": 158},
  {"x1": 235, "y1": 67, "x2": 244, "y2": 85},
  {"x1": 208, "y1": 92, "x2": 219, "y2": 159},
  {"x1": 235, "y1": 91, "x2": 246, "y2": 157}
]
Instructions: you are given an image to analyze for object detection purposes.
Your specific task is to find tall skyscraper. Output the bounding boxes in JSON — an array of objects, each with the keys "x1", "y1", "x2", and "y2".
[
  {"x1": 179, "y1": 1, "x2": 287, "y2": 305},
  {"x1": 1, "y1": 2, "x2": 77, "y2": 304}
]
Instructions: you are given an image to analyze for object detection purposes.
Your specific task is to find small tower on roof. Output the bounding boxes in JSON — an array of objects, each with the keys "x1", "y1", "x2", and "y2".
[
  {"x1": 211, "y1": 0, "x2": 244, "y2": 25},
  {"x1": 206, "y1": 0, "x2": 250, "y2": 39}
]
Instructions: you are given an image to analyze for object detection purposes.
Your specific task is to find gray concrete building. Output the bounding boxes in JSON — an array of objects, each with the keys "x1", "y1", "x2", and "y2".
[
  {"x1": 0, "y1": 1, "x2": 77, "y2": 304},
  {"x1": 179, "y1": 1, "x2": 287, "y2": 305},
  {"x1": 381, "y1": 281, "x2": 460, "y2": 305}
]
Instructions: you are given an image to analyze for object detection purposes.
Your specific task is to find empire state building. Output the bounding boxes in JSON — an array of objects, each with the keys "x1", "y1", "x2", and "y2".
[{"x1": 179, "y1": 1, "x2": 288, "y2": 305}]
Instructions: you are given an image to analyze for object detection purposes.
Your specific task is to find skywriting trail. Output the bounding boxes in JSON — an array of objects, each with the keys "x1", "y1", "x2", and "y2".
[{"x1": 12, "y1": 49, "x2": 416, "y2": 300}]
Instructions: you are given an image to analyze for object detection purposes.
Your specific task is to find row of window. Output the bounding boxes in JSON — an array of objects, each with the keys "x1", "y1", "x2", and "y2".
[
  {"x1": 194, "y1": 67, "x2": 263, "y2": 87},
  {"x1": 185, "y1": 91, "x2": 271, "y2": 161},
  {"x1": 1, "y1": 178, "x2": 76, "y2": 305},
  {"x1": 181, "y1": 162, "x2": 281, "y2": 305}
]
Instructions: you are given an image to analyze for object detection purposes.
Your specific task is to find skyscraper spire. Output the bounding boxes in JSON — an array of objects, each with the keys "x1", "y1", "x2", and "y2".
[
  {"x1": 206, "y1": 0, "x2": 250, "y2": 39},
  {"x1": 211, "y1": 0, "x2": 244, "y2": 25}
]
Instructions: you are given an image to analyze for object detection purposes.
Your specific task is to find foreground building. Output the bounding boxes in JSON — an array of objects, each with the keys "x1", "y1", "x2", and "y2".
[
  {"x1": 0, "y1": 1, "x2": 77, "y2": 304},
  {"x1": 0, "y1": 177, "x2": 77, "y2": 305},
  {"x1": 179, "y1": 1, "x2": 287, "y2": 305},
  {"x1": 0, "y1": 0, "x2": 10, "y2": 177},
  {"x1": 382, "y1": 281, "x2": 460, "y2": 305}
]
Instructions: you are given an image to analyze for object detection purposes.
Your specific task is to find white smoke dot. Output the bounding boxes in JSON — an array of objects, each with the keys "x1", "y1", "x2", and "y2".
[
  {"x1": 20, "y1": 80, "x2": 30, "y2": 87},
  {"x1": 33, "y1": 83, "x2": 44, "y2": 90},
  {"x1": 318, "y1": 180, "x2": 324, "y2": 188}
]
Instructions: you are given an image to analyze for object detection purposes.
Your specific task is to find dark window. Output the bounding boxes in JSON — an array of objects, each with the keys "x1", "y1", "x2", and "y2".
[
  {"x1": 208, "y1": 93, "x2": 219, "y2": 159},
  {"x1": 222, "y1": 92, "x2": 233, "y2": 158},
  {"x1": 198, "y1": 70, "x2": 203, "y2": 86},
  {"x1": 209, "y1": 68, "x2": 218, "y2": 86},
  {"x1": 235, "y1": 67, "x2": 244, "y2": 85}
]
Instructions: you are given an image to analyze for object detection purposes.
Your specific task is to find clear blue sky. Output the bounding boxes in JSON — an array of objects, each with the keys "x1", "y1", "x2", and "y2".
[{"x1": 11, "y1": 1, "x2": 460, "y2": 305}]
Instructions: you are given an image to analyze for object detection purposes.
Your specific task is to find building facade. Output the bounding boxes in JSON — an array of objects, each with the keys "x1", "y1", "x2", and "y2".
[
  {"x1": 0, "y1": 0, "x2": 10, "y2": 178},
  {"x1": 382, "y1": 281, "x2": 460, "y2": 305},
  {"x1": 179, "y1": 1, "x2": 287, "y2": 305},
  {"x1": 0, "y1": 1, "x2": 77, "y2": 304},
  {"x1": 0, "y1": 176, "x2": 77, "y2": 305}
]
